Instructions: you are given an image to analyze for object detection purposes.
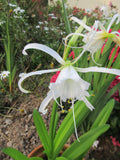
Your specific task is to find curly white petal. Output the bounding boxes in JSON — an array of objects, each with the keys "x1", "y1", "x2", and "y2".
[
  {"x1": 75, "y1": 66, "x2": 120, "y2": 76},
  {"x1": 22, "y1": 43, "x2": 65, "y2": 65},
  {"x1": 70, "y1": 16, "x2": 91, "y2": 31},
  {"x1": 107, "y1": 13, "x2": 120, "y2": 32},
  {"x1": 18, "y1": 68, "x2": 60, "y2": 93},
  {"x1": 39, "y1": 90, "x2": 53, "y2": 114}
]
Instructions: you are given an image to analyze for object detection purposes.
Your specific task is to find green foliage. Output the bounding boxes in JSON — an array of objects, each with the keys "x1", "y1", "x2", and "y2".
[
  {"x1": 2, "y1": 148, "x2": 28, "y2": 160},
  {"x1": 62, "y1": 125, "x2": 109, "y2": 159},
  {"x1": 2, "y1": 100, "x2": 111, "y2": 160},
  {"x1": 33, "y1": 109, "x2": 51, "y2": 157},
  {"x1": 2, "y1": 147, "x2": 43, "y2": 160}
]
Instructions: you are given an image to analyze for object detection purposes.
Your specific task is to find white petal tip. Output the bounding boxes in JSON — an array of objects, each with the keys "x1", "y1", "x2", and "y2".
[
  {"x1": 39, "y1": 109, "x2": 48, "y2": 115},
  {"x1": 22, "y1": 50, "x2": 28, "y2": 55}
]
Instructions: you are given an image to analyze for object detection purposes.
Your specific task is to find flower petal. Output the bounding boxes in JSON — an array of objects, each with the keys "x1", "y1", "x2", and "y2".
[
  {"x1": 18, "y1": 68, "x2": 60, "y2": 93},
  {"x1": 75, "y1": 66, "x2": 120, "y2": 76},
  {"x1": 80, "y1": 95, "x2": 94, "y2": 111},
  {"x1": 70, "y1": 16, "x2": 91, "y2": 31},
  {"x1": 22, "y1": 43, "x2": 65, "y2": 65},
  {"x1": 107, "y1": 14, "x2": 120, "y2": 32},
  {"x1": 39, "y1": 90, "x2": 53, "y2": 114}
]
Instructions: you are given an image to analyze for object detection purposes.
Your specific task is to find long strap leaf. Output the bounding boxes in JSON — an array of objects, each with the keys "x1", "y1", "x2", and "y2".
[
  {"x1": 53, "y1": 100, "x2": 90, "y2": 159},
  {"x1": 2, "y1": 148, "x2": 27, "y2": 160},
  {"x1": 62, "y1": 124, "x2": 109, "y2": 159},
  {"x1": 49, "y1": 101, "x2": 59, "y2": 157},
  {"x1": 91, "y1": 99, "x2": 114, "y2": 129},
  {"x1": 33, "y1": 109, "x2": 50, "y2": 157}
]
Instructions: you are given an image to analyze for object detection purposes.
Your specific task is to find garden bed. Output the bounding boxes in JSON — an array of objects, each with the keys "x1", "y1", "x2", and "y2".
[{"x1": 0, "y1": 93, "x2": 120, "y2": 160}]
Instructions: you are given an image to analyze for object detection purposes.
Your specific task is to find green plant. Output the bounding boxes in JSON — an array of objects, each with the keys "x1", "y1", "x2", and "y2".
[
  {"x1": 1, "y1": 6, "x2": 120, "y2": 160},
  {"x1": 2, "y1": 99, "x2": 113, "y2": 160}
]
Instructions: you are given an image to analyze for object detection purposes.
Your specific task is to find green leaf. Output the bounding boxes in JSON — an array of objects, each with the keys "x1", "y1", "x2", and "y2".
[
  {"x1": 29, "y1": 157, "x2": 43, "y2": 160},
  {"x1": 53, "y1": 100, "x2": 90, "y2": 159},
  {"x1": 11, "y1": 65, "x2": 17, "y2": 82},
  {"x1": 91, "y1": 99, "x2": 114, "y2": 129},
  {"x1": 62, "y1": 124, "x2": 109, "y2": 159},
  {"x1": 49, "y1": 101, "x2": 59, "y2": 157},
  {"x1": 64, "y1": 16, "x2": 87, "y2": 57},
  {"x1": 49, "y1": 101, "x2": 58, "y2": 140},
  {"x1": 55, "y1": 157, "x2": 69, "y2": 160},
  {"x1": 62, "y1": 0, "x2": 71, "y2": 34},
  {"x1": 2, "y1": 148, "x2": 27, "y2": 160},
  {"x1": 33, "y1": 109, "x2": 50, "y2": 157},
  {"x1": 63, "y1": 16, "x2": 87, "y2": 61}
]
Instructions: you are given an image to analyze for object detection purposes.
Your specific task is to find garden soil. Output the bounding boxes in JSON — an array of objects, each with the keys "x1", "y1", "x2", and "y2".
[{"x1": 0, "y1": 94, "x2": 120, "y2": 160}]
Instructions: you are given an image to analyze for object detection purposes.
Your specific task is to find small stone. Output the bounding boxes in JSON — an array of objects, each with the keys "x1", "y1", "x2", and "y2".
[
  {"x1": 7, "y1": 141, "x2": 12, "y2": 147},
  {"x1": 28, "y1": 114, "x2": 32, "y2": 121},
  {"x1": 5, "y1": 119, "x2": 12, "y2": 125},
  {"x1": 25, "y1": 125, "x2": 28, "y2": 132}
]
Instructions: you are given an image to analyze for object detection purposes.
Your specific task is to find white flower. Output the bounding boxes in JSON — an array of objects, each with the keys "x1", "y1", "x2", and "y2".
[
  {"x1": 48, "y1": 13, "x2": 54, "y2": 16},
  {"x1": 38, "y1": 21, "x2": 44, "y2": 25},
  {"x1": 0, "y1": 21, "x2": 6, "y2": 25},
  {"x1": 70, "y1": 14, "x2": 120, "y2": 63},
  {"x1": 44, "y1": 21, "x2": 48, "y2": 24},
  {"x1": 18, "y1": 43, "x2": 120, "y2": 114},
  {"x1": 92, "y1": 140, "x2": 99, "y2": 148},
  {"x1": 36, "y1": 25, "x2": 40, "y2": 29},
  {"x1": 13, "y1": 7, "x2": 25, "y2": 14},
  {"x1": 8, "y1": 3, "x2": 17, "y2": 7},
  {"x1": 51, "y1": 17, "x2": 57, "y2": 19},
  {"x1": 0, "y1": 71, "x2": 10, "y2": 80},
  {"x1": 44, "y1": 27, "x2": 49, "y2": 31}
]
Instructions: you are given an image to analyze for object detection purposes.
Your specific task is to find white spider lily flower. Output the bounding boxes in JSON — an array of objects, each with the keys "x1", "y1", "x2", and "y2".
[
  {"x1": 0, "y1": 71, "x2": 10, "y2": 80},
  {"x1": 40, "y1": 65, "x2": 94, "y2": 114},
  {"x1": 18, "y1": 43, "x2": 120, "y2": 115},
  {"x1": 70, "y1": 14, "x2": 120, "y2": 62}
]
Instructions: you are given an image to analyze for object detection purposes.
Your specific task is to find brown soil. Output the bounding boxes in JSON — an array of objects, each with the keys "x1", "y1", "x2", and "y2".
[{"x1": 0, "y1": 94, "x2": 120, "y2": 160}]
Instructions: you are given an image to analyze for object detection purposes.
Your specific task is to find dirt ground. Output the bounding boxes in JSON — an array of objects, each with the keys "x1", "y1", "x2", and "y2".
[{"x1": 0, "y1": 94, "x2": 120, "y2": 160}]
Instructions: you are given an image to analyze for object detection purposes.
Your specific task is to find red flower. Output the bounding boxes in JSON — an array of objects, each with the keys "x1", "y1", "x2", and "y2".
[
  {"x1": 110, "y1": 136, "x2": 120, "y2": 147},
  {"x1": 109, "y1": 46, "x2": 120, "y2": 62},
  {"x1": 108, "y1": 76, "x2": 120, "y2": 102},
  {"x1": 39, "y1": 11, "x2": 42, "y2": 15},
  {"x1": 69, "y1": 51, "x2": 75, "y2": 59},
  {"x1": 101, "y1": 29, "x2": 120, "y2": 62},
  {"x1": 50, "y1": 71, "x2": 60, "y2": 83}
]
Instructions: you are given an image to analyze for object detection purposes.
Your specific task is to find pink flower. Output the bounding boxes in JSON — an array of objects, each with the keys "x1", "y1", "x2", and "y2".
[
  {"x1": 109, "y1": 1, "x2": 113, "y2": 7},
  {"x1": 69, "y1": 51, "x2": 75, "y2": 59}
]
